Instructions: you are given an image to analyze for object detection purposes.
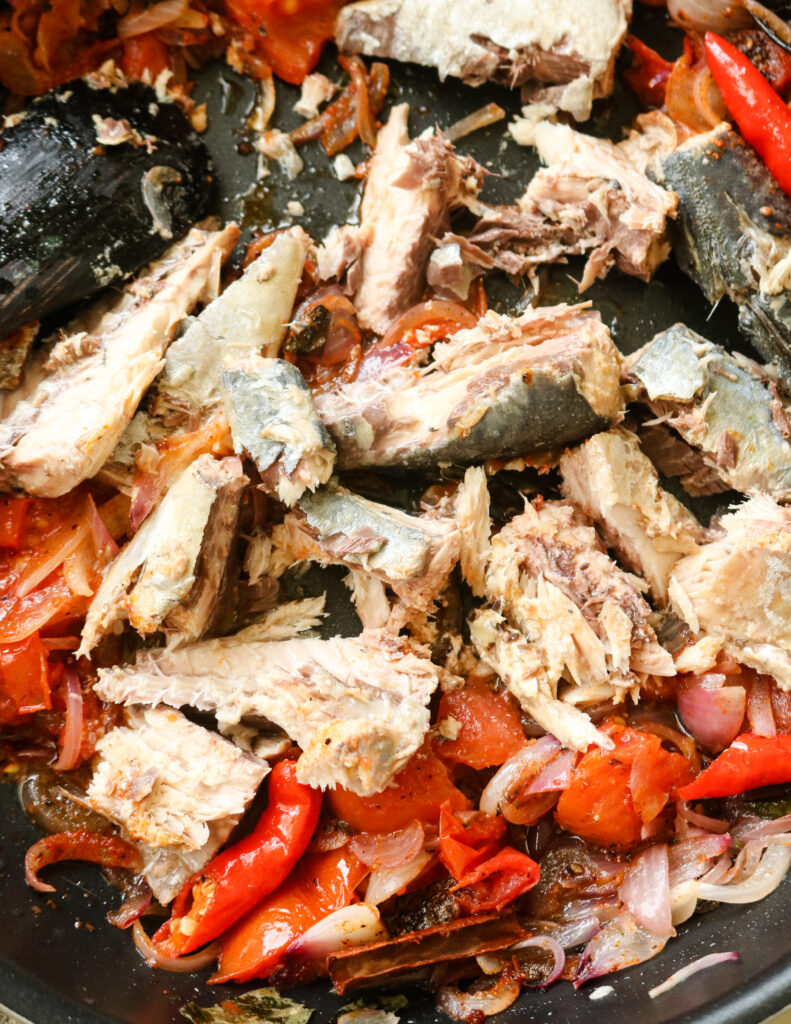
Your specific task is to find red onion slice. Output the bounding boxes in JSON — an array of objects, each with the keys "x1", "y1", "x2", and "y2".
[
  {"x1": 117, "y1": 0, "x2": 188, "y2": 37},
  {"x1": 132, "y1": 920, "x2": 219, "y2": 972},
  {"x1": 436, "y1": 974, "x2": 522, "y2": 1020},
  {"x1": 747, "y1": 676, "x2": 776, "y2": 737},
  {"x1": 512, "y1": 935, "x2": 566, "y2": 988},
  {"x1": 667, "y1": 0, "x2": 751, "y2": 31},
  {"x1": 648, "y1": 951, "x2": 740, "y2": 999},
  {"x1": 53, "y1": 667, "x2": 84, "y2": 772},
  {"x1": 349, "y1": 820, "x2": 424, "y2": 870},
  {"x1": 678, "y1": 802, "x2": 730, "y2": 834},
  {"x1": 16, "y1": 520, "x2": 90, "y2": 598},
  {"x1": 25, "y1": 831, "x2": 142, "y2": 893},
  {"x1": 574, "y1": 913, "x2": 667, "y2": 987},
  {"x1": 479, "y1": 736, "x2": 561, "y2": 817},
  {"x1": 698, "y1": 843, "x2": 791, "y2": 903},
  {"x1": 526, "y1": 750, "x2": 576, "y2": 794},
  {"x1": 284, "y1": 904, "x2": 385, "y2": 964},
  {"x1": 620, "y1": 844, "x2": 674, "y2": 937},
  {"x1": 87, "y1": 496, "x2": 120, "y2": 559},
  {"x1": 364, "y1": 849, "x2": 434, "y2": 906},
  {"x1": 668, "y1": 832, "x2": 732, "y2": 887},
  {"x1": 733, "y1": 815, "x2": 791, "y2": 842},
  {"x1": 677, "y1": 679, "x2": 746, "y2": 752}
]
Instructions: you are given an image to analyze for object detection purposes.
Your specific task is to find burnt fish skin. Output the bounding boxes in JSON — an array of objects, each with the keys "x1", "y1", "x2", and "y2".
[
  {"x1": 314, "y1": 304, "x2": 623, "y2": 471},
  {"x1": 654, "y1": 124, "x2": 791, "y2": 380},
  {"x1": 626, "y1": 324, "x2": 791, "y2": 501},
  {"x1": 0, "y1": 81, "x2": 212, "y2": 338}
]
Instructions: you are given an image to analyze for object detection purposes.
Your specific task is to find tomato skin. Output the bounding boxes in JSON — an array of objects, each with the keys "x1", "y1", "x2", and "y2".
[
  {"x1": 327, "y1": 741, "x2": 470, "y2": 833},
  {"x1": 555, "y1": 727, "x2": 692, "y2": 852},
  {"x1": 438, "y1": 803, "x2": 506, "y2": 881},
  {"x1": 451, "y1": 847, "x2": 540, "y2": 914},
  {"x1": 0, "y1": 498, "x2": 29, "y2": 551},
  {"x1": 0, "y1": 633, "x2": 50, "y2": 723},
  {"x1": 437, "y1": 677, "x2": 527, "y2": 770},
  {"x1": 120, "y1": 33, "x2": 171, "y2": 81}
]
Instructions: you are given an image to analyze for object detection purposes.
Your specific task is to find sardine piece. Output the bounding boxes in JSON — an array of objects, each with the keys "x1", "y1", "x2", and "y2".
[
  {"x1": 654, "y1": 124, "x2": 791, "y2": 380},
  {"x1": 455, "y1": 466, "x2": 491, "y2": 599},
  {"x1": 336, "y1": 0, "x2": 631, "y2": 120},
  {"x1": 0, "y1": 323, "x2": 37, "y2": 391},
  {"x1": 669, "y1": 495, "x2": 791, "y2": 688},
  {"x1": 219, "y1": 356, "x2": 335, "y2": 505},
  {"x1": 281, "y1": 484, "x2": 459, "y2": 612},
  {"x1": 0, "y1": 223, "x2": 238, "y2": 497},
  {"x1": 315, "y1": 304, "x2": 623, "y2": 470},
  {"x1": 94, "y1": 630, "x2": 449, "y2": 796},
  {"x1": 155, "y1": 228, "x2": 309, "y2": 420},
  {"x1": 78, "y1": 454, "x2": 247, "y2": 655},
  {"x1": 87, "y1": 706, "x2": 267, "y2": 903},
  {"x1": 626, "y1": 324, "x2": 791, "y2": 500},
  {"x1": 559, "y1": 427, "x2": 703, "y2": 604}
]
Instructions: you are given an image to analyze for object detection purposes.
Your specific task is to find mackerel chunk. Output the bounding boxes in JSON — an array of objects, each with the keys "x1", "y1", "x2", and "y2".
[
  {"x1": 336, "y1": 0, "x2": 631, "y2": 120},
  {"x1": 220, "y1": 356, "x2": 335, "y2": 505},
  {"x1": 87, "y1": 706, "x2": 267, "y2": 904},
  {"x1": 0, "y1": 223, "x2": 238, "y2": 497},
  {"x1": 626, "y1": 324, "x2": 791, "y2": 501},
  {"x1": 95, "y1": 630, "x2": 447, "y2": 796},
  {"x1": 79, "y1": 454, "x2": 247, "y2": 655},
  {"x1": 315, "y1": 304, "x2": 623, "y2": 470},
  {"x1": 281, "y1": 484, "x2": 459, "y2": 612},
  {"x1": 655, "y1": 125, "x2": 791, "y2": 380},
  {"x1": 669, "y1": 496, "x2": 791, "y2": 688},
  {"x1": 155, "y1": 228, "x2": 309, "y2": 420},
  {"x1": 560, "y1": 427, "x2": 703, "y2": 604}
]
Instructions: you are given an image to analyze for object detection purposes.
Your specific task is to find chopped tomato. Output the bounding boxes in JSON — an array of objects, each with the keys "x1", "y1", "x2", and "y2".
[
  {"x1": 678, "y1": 733, "x2": 791, "y2": 801},
  {"x1": 451, "y1": 847, "x2": 540, "y2": 914},
  {"x1": 0, "y1": 497, "x2": 29, "y2": 551},
  {"x1": 213, "y1": 847, "x2": 365, "y2": 983},
  {"x1": 327, "y1": 741, "x2": 471, "y2": 833},
  {"x1": 120, "y1": 33, "x2": 171, "y2": 82},
  {"x1": 438, "y1": 803, "x2": 506, "y2": 881},
  {"x1": 555, "y1": 726, "x2": 693, "y2": 851},
  {"x1": 0, "y1": 633, "x2": 50, "y2": 723},
  {"x1": 437, "y1": 677, "x2": 527, "y2": 770}
]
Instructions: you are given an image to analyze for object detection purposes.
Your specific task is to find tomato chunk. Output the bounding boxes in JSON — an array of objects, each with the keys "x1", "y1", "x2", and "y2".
[
  {"x1": 0, "y1": 497, "x2": 30, "y2": 551},
  {"x1": 0, "y1": 632, "x2": 50, "y2": 722},
  {"x1": 437, "y1": 677, "x2": 527, "y2": 770}
]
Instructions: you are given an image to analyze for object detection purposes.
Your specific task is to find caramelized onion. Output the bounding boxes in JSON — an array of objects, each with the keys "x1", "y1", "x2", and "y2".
[
  {"x1": 117, "y1": 0, "x2": 189, "y2": 38},
  {"x1": 52, "y1": 667, "x2": 83, "y2": 771},
  {"x1": 285, "y1": 904, "x2": 386, "y2": 964},
  {"x1": 364, "y1": 849, "x2": 434, "y2": 906},
  {"x1": 446, "y1": 103, "x2": 506, "y2": 142},
  {"x1": 436, "y1": 973, "x2": 522, "y2": 1020},
  {"x1": 667, "y1": 0, "x2": 750, "y2": 32},
  {"x1": 107, "y1": 877, "x2": 153, "y2": 929},
  {"x1": 620, "y1": 844, "x2": 673, "y2": 937},
  {"x1": 25, "y1": 831, "x2": 142, "y2": 893},
  {"x1": 349, "y1": 821, "x2": 424, "y2": 870},
  {"x1": 133, "y1": 920, "x2": 219, "y2": 971},
  {"x1": 480, "y1": 736, "x2": 561, "y2": 819}
]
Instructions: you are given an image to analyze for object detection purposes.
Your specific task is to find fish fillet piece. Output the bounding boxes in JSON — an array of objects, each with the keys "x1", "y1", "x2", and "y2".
[
  {"x1": 336, "y1": 0, "x2": 631, "y2": 120},
  {"x1": 87, "y1": 706, "x2": 267, "y2": 901},
  {"x1": 155, "y1": 228, "x2": 309, "y2": 419},
  {"x1": 79, "y1": 454, "x2": 247, "y2": 655},
  {"x1": 0, "y1": 223, "x2": 238, "y2": 497},
  {"x1": 219, "y1": 356, "x2": 335, "y2": 505},
  {"x1": 315, "y1": 303, "x2": 623, "y2": 470},
  {"x1": 669, "y1": 495, "x2": 791, "y2": 688},
  {"x1": 455, "y1": 466, "x2": 491, "y2": 598},
  {"x1": 626, "y1": 324, "x2": 791, "y2": 501},
  {"x1": 279, "y1": 484, "x2": 459, "y2": 613},
  {"x1": 560, "y1": 427, "x2": 703, "y2": 604},
  {"x1": 318, "y1": 104, "x2": 483, "y2": 334},
  {"x1": 461, "y1": 114, "x2": 677, "y2": 290},
  {"x1": 95, "y1": 630, "x2": 448, "y2": 795}
]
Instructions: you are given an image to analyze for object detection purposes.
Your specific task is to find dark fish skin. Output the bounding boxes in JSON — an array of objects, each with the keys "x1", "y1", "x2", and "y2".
[
  {"x1": 0, "y1": 81, "x2": 211, "y2": 337},
  {"x1": 654, "y1": 125, "x2": 791, "y2": 379}
]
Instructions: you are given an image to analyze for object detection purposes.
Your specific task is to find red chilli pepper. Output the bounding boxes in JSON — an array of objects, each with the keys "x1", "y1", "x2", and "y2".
[
  {"x1": 153, "y1": 759, "x2": 321, "y2": 956},
  {"x1": 451, "y1": 846, "x2": 540, "y2": 914},
  {"x1": 705, "y1": 31, "x2": 791, "y2": 198},
  {"x1": 678, "y1": 733, "x2": 791, "y2": 801}
]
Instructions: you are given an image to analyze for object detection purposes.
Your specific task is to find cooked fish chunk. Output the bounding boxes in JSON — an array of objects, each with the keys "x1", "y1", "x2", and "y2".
[
  {"x1": 95, "y1": 630, "x2": 448, "y2": 795},
  {"x1": 155, "y1": 228, "x2": 309, "y2": 420},
  {"x1": 669, "y1": 495, "x2": 791, "y2": 687},
  {"x1": 318, "y1": 104, "x2": 482, "y2": 334},
  {"x1": 456, "y1": 466, "x2": 491, "y2": 598},
  {"x1": 0, "y1": 223, "x2": 238, "y2": 497},
  {"x1": 280, "y1": 484, "x2": 459, "y2": 613},
  {"x1": 560, "y1": 427, "x2": 703, "y2": 604},
  {"x1": 626, "y1": 324, "x2": 791, "y2": 500},
  {"x1": 219, "y1": 356, "x2": 335, "y2": 505},
  {"x1": 315, "y1": 304, "x2": 623, "y2": 470},
  {"x1": 0, "y1": 323, "x2": 37, "y2": 391},
  {"x1": 87, "y1": 706, "x2": 267, "y2": 903},
  {"x1": 460, "y1": 114, "x2": 677, "y2": 290},
  {"x1": 336, "y1": 0, "x2": 631, "y2": 120},
  {"x1": 79, "y1": 455, "x2": 247, "y2": 655}
]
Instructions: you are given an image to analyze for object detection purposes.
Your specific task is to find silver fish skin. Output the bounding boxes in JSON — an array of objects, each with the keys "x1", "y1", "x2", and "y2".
[
  {"x1": 0, "y1": 222, "x2": 238, "y2": 497},
  {"x1": 94, "y1": 630, "x2": 450, "y2": 796},
  {"x1": 314, "y1": 304, "x2": 623, "y2": 470},
  {"x1": 220, "y1": 356, "x2": 335, "y2": 505},
  {"x1": 626, "y1": 324, "x2": 791, "y2": 501},
  {"x1": 154, "y1": 227, "x2": 309, "y2": 420},
  {"x1": 87, "y1": 706, "x2": 267, "y2": 904},
  {"x1": 78, "y1": 454, "x2": 247, "y2": 655},
  {"x1": 282, "y1": 484, "x2": 459, "y2": 611},
  {"x1": 335, "y1": 0, "x2": 631, "y2": 120}
]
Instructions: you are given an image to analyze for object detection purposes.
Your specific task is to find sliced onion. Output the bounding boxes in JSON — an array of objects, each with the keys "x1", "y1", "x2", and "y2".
[
  {"x1": 747, "y1": 676, "x2": 776, "y2": 737},
  {"x1": 699, "y1": 854, "x2": 733, "y2": 885},
  {"x1": 692, "y1": 66, "x2": 728, "y2": 129},
  {"x1": 16, "y1": 519, "x2": 90, "y2": 598},
  {"x1": 677, "y1": 676, "x2": 746, "y2": 752},
  {"x1": 649, "y1": 951, "x2": 740, "y2": 999},
  {"x1": 364, "y1": 849, "x2": 434, "y2": 906},
  {"x1": 285, "y1": 904, "x2": 386, "y2": 963},
  {"x1": 52, "y1": 667, "x2": 84, "y2": 771},
  {"x1": 513, "y1": 935, "x2": 566, "y2": 988},
  {"x1": 87, "y1": 495, "x2": 120, "y2": 559},
  {"x1": 526, "y1": 750, "x2": 576, "y2": 794},
  {"x1": 678, "y1": 803, "x2": 730, "y2": 834},
  {"x1": 446, "y1": 103, "x2": 505, "y2": 142},
  {"x1": 620, "y1": 844, "x2": 674, "y2": 937},
  {"x1": 479, "y1": 736, "x2": 561, "y2": 817},
  {"x1": 436, "y1": 974, "x2": 522, "y2": 1020},
  {"x1": 107, "y1": 878, "x2": 152, "y2": 929},
  {"x1": 733, "y1": 815, "x2": 791, "y2": 842},
  {"x1": 349, "y1": 821, "x2": 424, "y2": 870},
  {"x1": 133, "y1": 920, "x2": 219, "y2": 972},
  {"x1": 667, "y1": 0, "x2": 751, "y2": 32},
  {"x1": 41, "y1": 636, "x2": 80, "y2": 651},
  {"x1": 574, "y1": 913, "x2": 667, "y2": 987},
  {"x1": 668, "y1": 832, "x2": 732, "y2": 887},
  {"x1": 551, "y1": 916, "x2": 601, "y2": 950},
  {"x1": 638, "y1": 720, "x2": 700, "y2": 770},
  {"x1": 117, "y1": 0, "x2": 189, "y2": 38},
  {"x1": 698, "y1": 842, "x2": 791, "y2": 903},
  {"x1": 373, "y1": 300, "x2": 477, "y2": 355},
  {"x1": 25, "y1": 831, "x2": 142, "y2": 893},
  {"x1": 308, "y1": 821, "x2": 351, "y2": 853}
]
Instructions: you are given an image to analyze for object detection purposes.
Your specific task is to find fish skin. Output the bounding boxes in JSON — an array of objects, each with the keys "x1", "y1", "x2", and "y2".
[
  {"x1": 220, "y1": 356, "x2": 335, "y2": 505},
  {"x1": 315, "y1": 305, "x2": 623, "y2": 470},
  {"x1": 78, "y1": 454, "x2": 247, "y2": 655},
  {"x1": 0, "y1": 222, "x2": 238, "y2": 497},
  {"x1": 655, "y1": 125, "x2": 791, "y2": 380},
  {"x1": 627, "y1": 324, "x2": 791, "y2": 500}
]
